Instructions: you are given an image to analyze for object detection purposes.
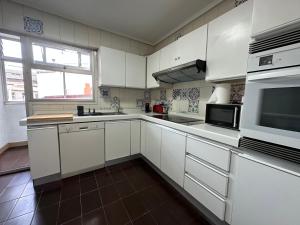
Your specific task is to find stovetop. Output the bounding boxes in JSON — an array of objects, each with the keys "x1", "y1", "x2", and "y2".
[{"x1": 151, "y1": 114, "x2": 204, "y2": 125}]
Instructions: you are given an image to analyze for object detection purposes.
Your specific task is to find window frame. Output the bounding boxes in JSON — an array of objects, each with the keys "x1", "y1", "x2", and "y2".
[
  {"x1": 0, "y1": 35, "x2": 25, "y2": 104},
  {"x1": 28, "y1": 39, "x2": 96, "y2": 102}
]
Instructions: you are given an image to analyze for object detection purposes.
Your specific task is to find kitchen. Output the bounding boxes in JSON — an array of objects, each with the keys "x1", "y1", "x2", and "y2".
[{"x1": 0, "y1": 0, "x2": 300, "y2": 225}]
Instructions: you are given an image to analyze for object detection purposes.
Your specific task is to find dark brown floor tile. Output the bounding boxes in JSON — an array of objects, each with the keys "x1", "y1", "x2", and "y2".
[
  {"x1": 128, "y1": 173, "x2": 153, "y2": 192},
  {"x1": 38, "y1": 188, "x2": 61, "y2": 209},
  {"x1": 0, "y1": 174, "x2": 15, "y2": 193},
  {"x1": 21, "y1": 181, "x2": 37, "y2": 197},
  {"x1": 58, "y1": 197, "x2": 81, "y2": 224},
  {"x1": 0, "y1": 147, "x2": 30, "y2": 174},
  {"x1": 62, "y1": 176, "x2": 80, "y2": 185},
  {"x1": 4, "y1": 212, "x2": 33, "y2": 225},
  {"x1": 9, "y1": 194, "x2": 39, "y2": 219},
  {"x1": 104, "y1": 200, "x2": 130, "y2": 225},
  {"x1": 95, "y1": 172, "x2": 113, "y2": 188},
  {"x1": 110, "y1": 170, "x2": 126, "y2": 182},
  {"x1": 122, "y1": 194, "x2": 147, "y2": 220},
  {"x1": 0, "y1": 200, "x2": 16, "y2": 222},
  {"x1": 81, "y1": 190, "x2": 101, "y2": 215},
  {"x1": 115, "y1": 180, "x2": 135, "y2": 198},
  {"x1": 82, "y1": 208, "x2": 106, "y2": 225},
  {"x1": 137, "y1": 185, "x2": 168, "y2": 211},
  {"x1": 39, "y1": 180, "x2": 62, "y2": 192},
  {"x1": 31, "y1": 204, "x2": 59, "y2": 225},
  {"x1": 133, "y1": 213, "x2": 156, "y2": 225},
  {"x1": 151, "y1": 205, "x2": 180, "y2": 225},
  {"x1": 7, "y1": 171, "x2": 31, "y2": 187},
  {"x1": 0, "y1": 184, "x2": 26, "y2": 203},
  {"x1": 80, "y1": 171, "x2": 95, "y2": 180},
  {"x1": 61, "y1": 182, "x2": 80, "y2": 201},
  {"x1": 165, "y1": 199, "x2": 195, "y2": 225},
  {"x1": 99, "y1": 184, "x2": 120, "y2": 206},
  {"x1": 80, "y1": 177, "x2": 97, "y2": 194},
  {"x1": 62, "y1": 217, "x2": 82, "y2": 225}
]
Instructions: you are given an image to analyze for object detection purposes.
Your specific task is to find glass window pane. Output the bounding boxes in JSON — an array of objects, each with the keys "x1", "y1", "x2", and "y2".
[
  {"x1": 32, "y1": 69, "x2": 64, "y2": 99},
  {"x1": 32, "y1": 45, "x2": 43, "y2": 62},
  {"x1": 65, "y1": 73, "x2": 93, "y2": 99},
  {"x1": 4, "y1": 61, "x2": 24, "y2": 101},
  {"x1": 1, "y1": 39, "x2": 22, "y2": 58},
  {"x1": 81, "y1": 53, "x2": 90, "y2": 69},
  {"x1": 45, "y1": 47, "x2": 79, "y2": 67}
]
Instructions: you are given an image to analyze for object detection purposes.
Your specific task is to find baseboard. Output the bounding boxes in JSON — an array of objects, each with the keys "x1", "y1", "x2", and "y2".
[{"x1": 0, "y1": 141, "x2": 28, "y2": 155}]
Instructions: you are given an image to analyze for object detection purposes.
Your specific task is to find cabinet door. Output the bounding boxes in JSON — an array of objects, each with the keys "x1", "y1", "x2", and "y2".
[
  {"x1": 105, "y1": 121, "x2": 130, "y2": 160},
  {"x1": 99, "y1": 46, "x2": 125, "y2": 87},
  {"x1": 177, "y1": 24, "x2": 207, "y2": 64},
  {"x1": 141, "y1": 120, "x2": 147, "y2": 157},
  {"x1": 159, "y1": 41, "x2": 179, "y2": 70},
  {"x1": 126, "y1": 53, "x2": 146, "y2": 88},
  {"x1": 161, "y1": 128, "x2": 186, "y2": 186},
  {"x1": 27, "y1": 126, "x2": 60, "y2": 179},
  {"x1": 146, "y1": 51, "x2": 160, "y2": 88},
  {"x1": 252, "y1": 0, "x2": 300, "y2": 37},
  {"x1": 231, "y1": 155, "x2": 300, "y2": 225},
  {"x1": 130, "y1": 120, "x2": 141, "y2": 155},
  {"x1": 206, "y1": 0, "x2": 252, "y2": 81},
  {"x1": 146, "y1": 122, "x2": 162, "y2": 168}
]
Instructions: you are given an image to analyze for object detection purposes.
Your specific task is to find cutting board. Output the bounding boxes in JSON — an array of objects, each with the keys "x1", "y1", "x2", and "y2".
[{"x1": 27, "y1": 114, "x2": 74, "y2": 123}]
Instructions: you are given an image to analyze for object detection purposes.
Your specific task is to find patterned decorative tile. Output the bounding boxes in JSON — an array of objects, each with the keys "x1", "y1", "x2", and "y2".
[
  {"x1": 181, "y1": 89, "x2": 188, "y2": 100},
  {"x1": 230, "y1": 84, "x2": 245, "y2": 103},
  {"x1": 99, "y1": 87, "x2": 110, "y2": 98},
  {"x1": 172, "y1": 89, "x2": 181, "y2": 100},
  {"x1": 144, "y1": 90, "x2": 151, "y2": 101},
  {"x1": 24, "y1": 16, "x2": 43, "y2": 34},
  {"x1": 160, "y1": 89, "x2": 166, "y2": 100},
  {"x1": 188, "y1": 88, "x2": 200, "y2": 101},
  {"x1": 111, "y1": 96, "x2": 120, "y2": 110},
  {"x1": 188, "y1": 100, "x2": 199, "y2": 113}
]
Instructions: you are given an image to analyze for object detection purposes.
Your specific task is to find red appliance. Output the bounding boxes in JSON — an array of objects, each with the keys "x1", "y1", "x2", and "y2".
[{"x1": 153, "y1": 104, "x2": 163, "y2": 113}]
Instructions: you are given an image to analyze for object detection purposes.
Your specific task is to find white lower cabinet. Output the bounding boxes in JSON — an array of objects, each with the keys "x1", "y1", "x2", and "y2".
[
  {"x1": 231, "y1": 155, "x2": 300, "y2": 225},
  {"x1": 140, "y1": 120, "x2": 147, "y2": 156},
  {"x1": 130, "y1": 120, "x2": 141, "y2": 155},
  {"x1": 27, "y1": 126, "x2": 60, "y2": 180},
  {"x1": 145, "y1": 122, "x2": 162, "y2": 168},
  {"x1": 161, "y1": 127, "x2": 186, "y2": 187},
  {"x1": 184, "y1": 174, "x2": 226, "y2": 220},
  {"x1": 105, "y1": 121, "x2": 131, "y2": 161}
]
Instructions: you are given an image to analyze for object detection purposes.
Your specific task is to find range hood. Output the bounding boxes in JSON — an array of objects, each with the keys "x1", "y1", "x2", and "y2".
[{"x1": 152, "y1": 59, "x2": 206, "y2": 84}]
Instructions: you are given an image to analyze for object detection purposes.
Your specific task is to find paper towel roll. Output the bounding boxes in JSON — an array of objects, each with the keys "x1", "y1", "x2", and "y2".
[{"x1": 208, "y1": 83, "x2": 231, "y2": 104}]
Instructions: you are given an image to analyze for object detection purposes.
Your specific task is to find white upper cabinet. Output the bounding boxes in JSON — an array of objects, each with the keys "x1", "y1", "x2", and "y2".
[
  {"x1": 159, "y1": 24, "x2": 207, "y2": 71},
  {"x1": 177, "y1": 24, "x2": 207, "y2": 64},
  {"x1": 125, "y1": 53, "x2": 146, "y2": 88},
  {"x1": 206, "y1": 0, "x2": 253, "y2": 81},
  {"x1": 99, "y1": 46, "x2": 126, "y2": 87},
  {"x1": 146, "y1": 51, "x2": 160, "y2": 88},
  {"x1": 251, "y1": 0, "x2": 300, "y2": 38}
]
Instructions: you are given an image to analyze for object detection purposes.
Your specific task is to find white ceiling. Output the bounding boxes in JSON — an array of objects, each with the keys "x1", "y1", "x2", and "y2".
[{"x1": 13, "y1": 0, "x2": 222, "y2": 45}]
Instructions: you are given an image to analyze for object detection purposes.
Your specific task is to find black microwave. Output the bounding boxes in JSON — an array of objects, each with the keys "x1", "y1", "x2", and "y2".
[{"x1": 205, "y1": 104, "x2": 241, "y2": 130}]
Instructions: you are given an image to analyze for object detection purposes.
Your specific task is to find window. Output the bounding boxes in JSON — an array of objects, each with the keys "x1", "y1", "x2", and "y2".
[
  {"x1": 0, "y1": 34, "x2": 25, "y2": 102},
  {"x1": 30, "y1": 41, "x2": 94, "y2": 100}
]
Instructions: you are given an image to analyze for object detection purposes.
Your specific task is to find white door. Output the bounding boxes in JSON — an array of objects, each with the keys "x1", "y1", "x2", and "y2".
[
  {"x1": 206, "y1": 0, "x2": 252, "y2": 81},
  {"x1": 161, "y1": 127, "x2": 186, "y2": 186},
  {"x1": 177, "y1": 24, "x2": 207, "y2": 64},
  {"x1": 99, "y1": 46, "x2": 125, "y2": 87},
  {"x1": 125, "y1": 53, "x2": 146, "y2": 88},
  {"x1": 159, "y1": 41, "x2": 179, "y2": 70},
  {"x1": 146, "y1": 122, "x2": 162, "y2": 168},
  {"x1": 60, "y1": 128, "x2": 105, "y2": 176},
  {"x1": 105, "y1": 121, "x2": 131, "y2": 160},
  {"x1": 141, "y1": 120, "x2": 147, "y2": 156},
  {"x1": 146, "y1": 51, "x2": 160, "y2": 88},
  {"x1": 130, "y1": 120, "x2": 141, "y2": 155},
  {"x1": 27, "y1": 126, "x2": 60, "y2": 180},
  {"x1": 231, "y1": 155, "x2": 300, "y2": 225},
  {"x1": 252, "y1": 0, "x2": 300, "y2": 37}
]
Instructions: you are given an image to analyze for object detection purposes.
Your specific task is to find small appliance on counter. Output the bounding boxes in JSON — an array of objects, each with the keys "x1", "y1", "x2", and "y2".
[
  {"x1": 77, "y1": 106, "x2": 84, "y2": 116},
  {"x1": 205, "y1": 103, "x2": 241, "y2": 130},
  {"x1": 145, "y1": 103, "x2": 151, "y2": 113},
  {"x1": 153, "y1": 104, "x2": 164, "y2": 114}
]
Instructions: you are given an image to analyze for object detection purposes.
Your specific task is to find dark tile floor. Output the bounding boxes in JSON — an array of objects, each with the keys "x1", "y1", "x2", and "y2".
[
  {"x1": 0, "y1": 147, "x2": 30, "y2": 175},
  {"x1": 0, "y1": 158, "x2": 211, "y2": 225}
]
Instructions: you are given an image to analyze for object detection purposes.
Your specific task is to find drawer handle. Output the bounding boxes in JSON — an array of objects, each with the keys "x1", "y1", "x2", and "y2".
[
  {"x1": 185, "y1": 173, "x2": 226, "y2": 202},
  {"x1": 188, "y1": 135, "x2": 230, "y2": 151},
  {"x1": 79, "y1": 127, "x2": 89, "y2": 130},
  {"x1": 186, "y1": 154, "x2": 228, "y2": 177}
]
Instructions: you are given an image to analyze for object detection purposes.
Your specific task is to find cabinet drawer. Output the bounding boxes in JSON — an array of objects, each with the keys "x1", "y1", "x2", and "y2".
[
  {"x1": 187, "y1": 136, "x2": 231, "y2": 171},
  {"x1": 184, "y1": 174, "x2": 226, "y2": 220},
  {"x1": 186, "y1": 155, "x2": 228, "y2": 196}
]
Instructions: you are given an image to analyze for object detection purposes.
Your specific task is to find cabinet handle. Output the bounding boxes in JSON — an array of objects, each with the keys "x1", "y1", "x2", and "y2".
[
  {"x1": 185, "y1": 173, "x2": 226, "y2": 202},
  {"x1": 188, "y1": 135, "x2": 230, "y2": 151},
  {"x1": 186, "y1": 154, "x2": 228, "y2": 177},
  {"x1": 79, "y1": 127, "x2": 89, "y2": 130}
]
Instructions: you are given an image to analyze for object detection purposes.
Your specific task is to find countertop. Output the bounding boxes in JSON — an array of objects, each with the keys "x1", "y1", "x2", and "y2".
[{"x1": 20, "y1": 112, "x2": 241, "y2": 147}]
